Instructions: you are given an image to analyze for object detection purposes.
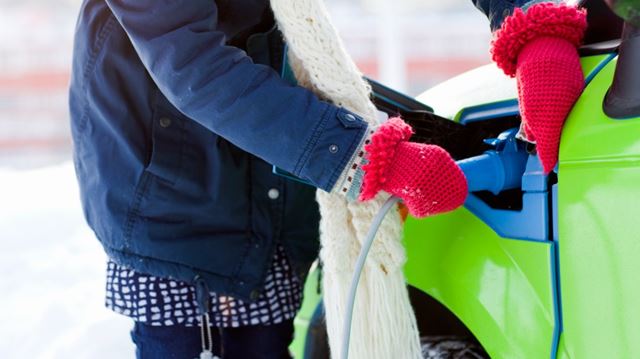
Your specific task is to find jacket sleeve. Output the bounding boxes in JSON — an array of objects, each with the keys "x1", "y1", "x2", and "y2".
[
  {"x1": 104, "y1": 0, "x2": 368, "y2": 192},
  {"x1": 471, "y1": 0, "x2": 561, "y2": 31}
]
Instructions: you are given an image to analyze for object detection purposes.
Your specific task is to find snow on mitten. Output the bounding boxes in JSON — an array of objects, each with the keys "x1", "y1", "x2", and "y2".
[
  {"x1": 359, "y1": 117, "x2": 467, "y2": 218},
  {"x1": 491, "y1": 3, "x2": 587, "y2": 173}
]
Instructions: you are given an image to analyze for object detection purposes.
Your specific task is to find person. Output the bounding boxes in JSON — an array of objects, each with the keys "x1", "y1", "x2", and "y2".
[{"x1": 68, "y1": 0, "x2": 586, "y2": 357}]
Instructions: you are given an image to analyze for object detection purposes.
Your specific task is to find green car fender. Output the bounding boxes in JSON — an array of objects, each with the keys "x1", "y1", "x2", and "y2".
[
  {"x1": 556, "y1": 52, "x2": 640, "y2": 358},
  {"x1": 403, "y1": 53, "x2": 615, "y2": 359},
  {"x1": 406, "y1": 52, "x2": 640, "y2": 359}
]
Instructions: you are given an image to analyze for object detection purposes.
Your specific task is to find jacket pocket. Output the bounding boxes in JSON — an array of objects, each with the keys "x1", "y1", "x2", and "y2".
[{"x1": 145, "y1": 98, "x2": 186, "y2": 186}]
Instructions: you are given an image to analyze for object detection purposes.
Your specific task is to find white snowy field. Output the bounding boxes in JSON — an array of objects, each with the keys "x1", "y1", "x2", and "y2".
[{"x1": 0, "y1": 163, "x2": 134, "y2": 358}]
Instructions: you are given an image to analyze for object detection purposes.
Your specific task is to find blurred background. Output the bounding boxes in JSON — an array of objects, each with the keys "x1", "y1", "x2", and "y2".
[{"x1": 0, "y1": 0, "x2": 491, "y2": 357}]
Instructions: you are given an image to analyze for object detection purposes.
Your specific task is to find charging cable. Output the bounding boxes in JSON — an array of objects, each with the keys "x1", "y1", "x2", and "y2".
[{"x1": 341, "y1": 195, "x2": 402, "y2": 359}]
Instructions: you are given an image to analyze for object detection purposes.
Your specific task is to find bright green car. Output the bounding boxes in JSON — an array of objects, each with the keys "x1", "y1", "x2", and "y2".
[{"x1": 291, "y1": 1, "x2": 640, "y2": 358}]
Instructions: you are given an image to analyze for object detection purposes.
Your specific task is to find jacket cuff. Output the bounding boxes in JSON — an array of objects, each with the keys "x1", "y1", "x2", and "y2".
[
  {"x1": 491, "y1": 2, "x2": 587, "y2": 77},
  {"x1": 294, "y1": 106, "x2": 369, "y2": 192},
  {"x1": 521, "y1": 0, "x2": 562, "y2": 12},
  {"x1": 359, "y1": 117, "x2": 413, "y2": 201},
  {"x1": 331, "y1": 127, "x2": 376, "y2": 201}
]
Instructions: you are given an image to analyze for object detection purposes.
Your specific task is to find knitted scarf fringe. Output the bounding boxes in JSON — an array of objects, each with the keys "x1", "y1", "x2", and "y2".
[{"x1": 270, "y1": 1, "x2": 422, "y2": 358}]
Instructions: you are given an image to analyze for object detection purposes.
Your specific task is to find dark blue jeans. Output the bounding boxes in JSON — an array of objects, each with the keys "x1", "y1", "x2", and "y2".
[{"x1": 130, "y1": 320, "x2": 294, "y2": 359}]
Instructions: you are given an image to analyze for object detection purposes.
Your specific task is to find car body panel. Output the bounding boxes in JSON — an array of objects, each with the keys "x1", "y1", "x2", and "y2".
[
  {"x1": 403, "y1": 209, "x2": 555, "y2": 358},
  {"x1": 557, "y1": 55, "x2": 640, "y2": 358}
]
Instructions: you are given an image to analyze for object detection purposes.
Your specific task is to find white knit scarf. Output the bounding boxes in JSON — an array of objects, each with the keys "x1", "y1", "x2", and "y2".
[{"x1": 269, "y1": 1, "x2": 422, "y2": 358}]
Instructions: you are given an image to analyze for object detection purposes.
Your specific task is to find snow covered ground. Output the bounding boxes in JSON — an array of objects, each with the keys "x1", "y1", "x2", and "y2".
[{"x1": 0, "y1": 163, "x2": 134, "y2": 358}]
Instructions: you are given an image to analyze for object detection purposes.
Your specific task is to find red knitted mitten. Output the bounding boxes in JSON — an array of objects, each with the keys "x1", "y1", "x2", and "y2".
[
  {"x1": 491, "y1": 3, "x2": 587, "y2": 173},
  {"x1": 359, "y1": 117, "x2": 468, "y2": 218}
]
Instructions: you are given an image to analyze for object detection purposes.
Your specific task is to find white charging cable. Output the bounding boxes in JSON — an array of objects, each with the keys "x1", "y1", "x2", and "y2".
[{"x1": 340, "y1": 196, "x2": 402, "y2": 359}]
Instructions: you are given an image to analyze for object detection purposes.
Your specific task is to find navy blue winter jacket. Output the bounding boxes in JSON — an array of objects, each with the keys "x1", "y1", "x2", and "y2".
[{"x1": 69, "y1": 0, "x2": 531, "y2": 301}]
